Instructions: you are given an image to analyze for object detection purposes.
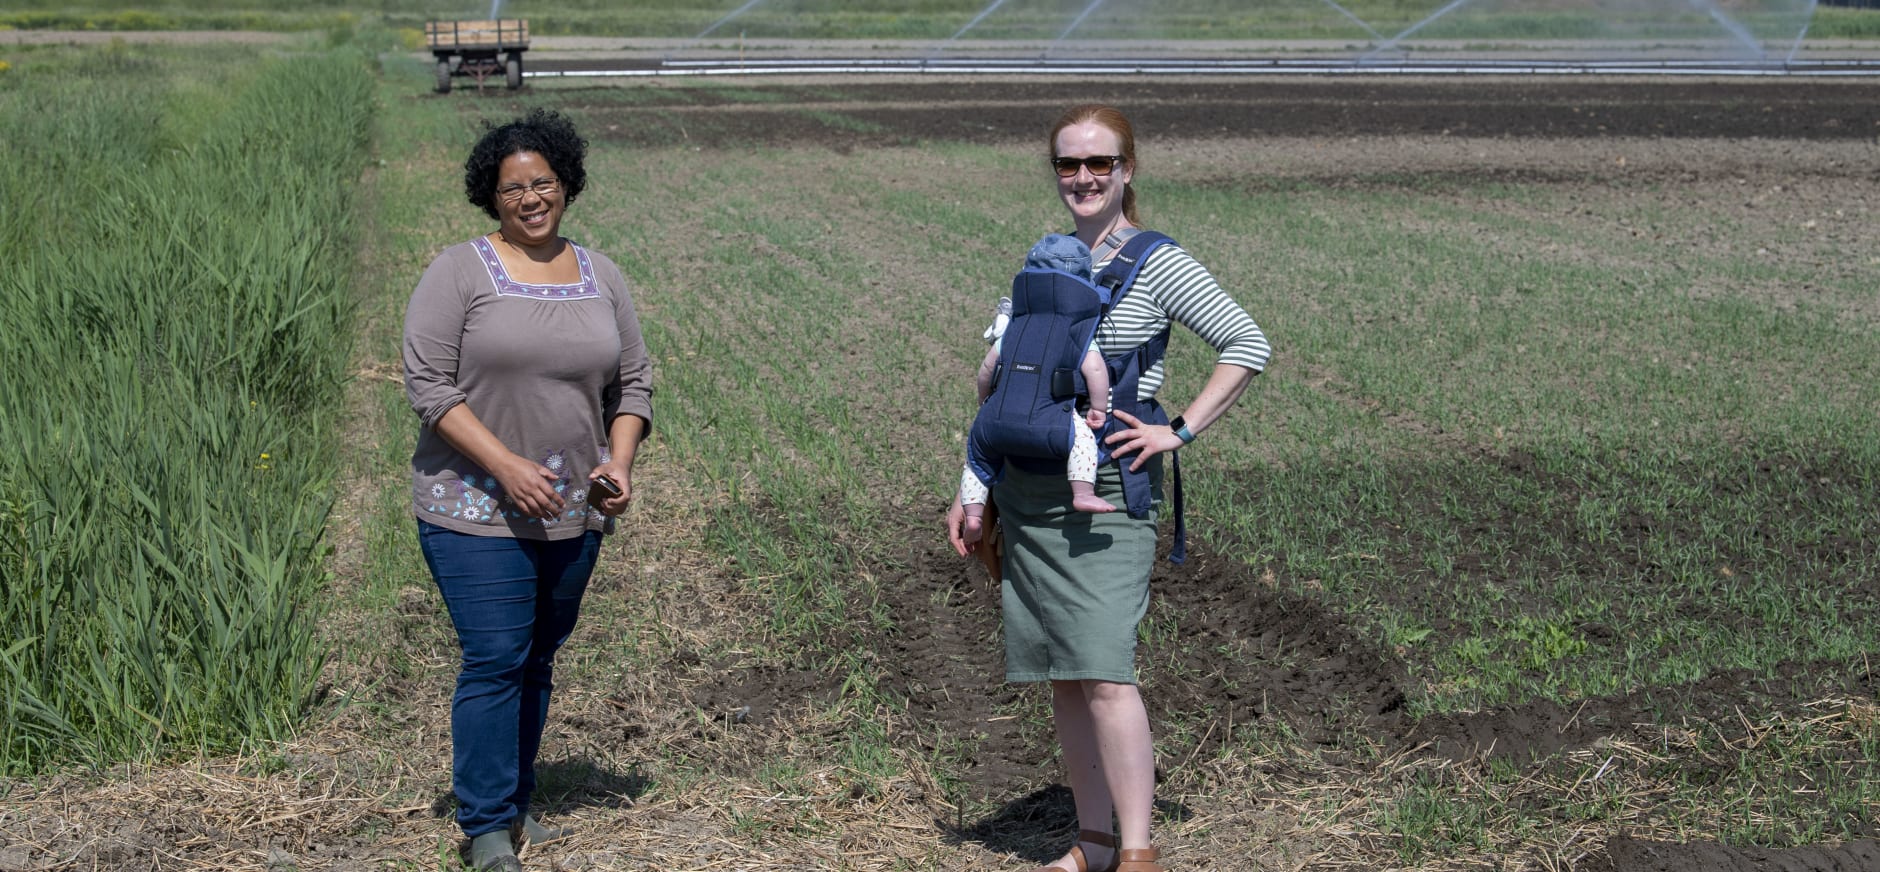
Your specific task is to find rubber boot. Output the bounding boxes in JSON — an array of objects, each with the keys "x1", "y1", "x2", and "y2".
[
  {"x1": 467, "y1": 830, "x2": 520, "y2": 872},
  {"x1": 514, "y1": 814, "x2": 570, "y2": 845}
]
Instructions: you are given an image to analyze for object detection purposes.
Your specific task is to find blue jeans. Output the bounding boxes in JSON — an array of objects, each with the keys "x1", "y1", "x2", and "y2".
[{"x1": 417, "y1": 521, "x2": 601, "y2": 838}]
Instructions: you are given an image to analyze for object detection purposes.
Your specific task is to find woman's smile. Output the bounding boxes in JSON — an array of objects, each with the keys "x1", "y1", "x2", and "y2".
[
  {"x1": 1055, "y1": 121, "x2": 1132, "y2": 230},
  {"x1": 493, "y1": 150, "x2": 565, "y2": 253}
]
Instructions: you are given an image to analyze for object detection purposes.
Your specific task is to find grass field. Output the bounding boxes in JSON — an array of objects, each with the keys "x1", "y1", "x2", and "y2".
[
  {"x1": 5, "y1": 0, "x2": 1878, "y2": 44},
  {"x1": 1, "y1": 27, "x2": 1878, "y2": 872}
]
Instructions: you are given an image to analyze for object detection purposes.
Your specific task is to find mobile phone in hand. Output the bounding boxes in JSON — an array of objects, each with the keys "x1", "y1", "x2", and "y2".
[{"x1": 588, "y1": 475, "x2": 622, "y2": 505}]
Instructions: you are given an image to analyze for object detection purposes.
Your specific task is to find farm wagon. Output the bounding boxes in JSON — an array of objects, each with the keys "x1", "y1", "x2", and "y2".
[{"x1": 426, "y1": 19, "x2": 529, "y2": 94}]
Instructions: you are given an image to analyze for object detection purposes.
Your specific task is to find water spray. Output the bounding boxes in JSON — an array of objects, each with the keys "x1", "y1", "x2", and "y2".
[
  {"x1": 1786, "y1": 0, "x2": 1819, "y2": 63},
  {"x1": 524, "y1": 0, "x2": 1846, "y2": 80},
  {"x1": 1052, "y1": 0, "x2": 1110, "y2": 47},
  {"x1": 1313, "y1": 0, "x2": 1386, "y2": 43},
  {"x1": 932, "y1": 0, "x2": 1015, "y2": 57},
  {"x1": 1362, "y1": 0, "x2": 1480, "y2": 59},
  {"x1": 696, "y1": 0, "x2": 769, "y2": 40},
  {"x1": 1685, "y1": 0, "x2": 1769, "y2": 57}
]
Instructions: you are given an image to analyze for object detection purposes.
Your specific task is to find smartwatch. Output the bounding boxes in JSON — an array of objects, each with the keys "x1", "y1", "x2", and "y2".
[{"x1": 1169, "y1": 415, "x2": 1195, "y2": 445}]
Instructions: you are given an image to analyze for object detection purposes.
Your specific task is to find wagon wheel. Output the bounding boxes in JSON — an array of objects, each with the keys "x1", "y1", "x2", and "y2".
[
  {"x1": 435, "y1": 59, "x2": 451, "y2": 94},
  {"x1": 505, "y1": 55, "x2": 522, "y2": 90}
]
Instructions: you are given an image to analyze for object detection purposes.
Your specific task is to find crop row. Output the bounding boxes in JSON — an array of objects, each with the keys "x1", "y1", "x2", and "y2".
[{"x1": 0, "y1": 46, "x2": 375, "y2": 774}]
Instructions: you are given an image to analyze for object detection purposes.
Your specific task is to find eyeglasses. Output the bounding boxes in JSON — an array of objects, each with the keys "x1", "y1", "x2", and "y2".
[
  {"x1": 497, "y1": 177, "x2": 560, "y2": 202},
  {"x1": 1051, "y1": 155, "x2": 1124, "y2": 178}
]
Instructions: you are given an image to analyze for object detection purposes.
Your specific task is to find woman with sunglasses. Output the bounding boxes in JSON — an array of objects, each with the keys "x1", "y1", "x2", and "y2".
[
  {"x1": 403, "y1": 108, "x2": 652, "y2": 872},
  {"x1": 947, "y1": 104, "x2": 1269, "y2": 872}
]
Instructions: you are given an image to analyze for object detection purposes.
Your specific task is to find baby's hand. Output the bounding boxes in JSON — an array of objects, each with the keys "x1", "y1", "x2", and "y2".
[{"x1": 1085, "y1": 408, "x2": 1107, "y2": 430}]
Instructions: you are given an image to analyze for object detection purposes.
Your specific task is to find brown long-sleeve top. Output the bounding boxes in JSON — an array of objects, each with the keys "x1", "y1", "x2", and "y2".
[{"x1": 402, "y1": 237, "x2": 653, "y2": 539}]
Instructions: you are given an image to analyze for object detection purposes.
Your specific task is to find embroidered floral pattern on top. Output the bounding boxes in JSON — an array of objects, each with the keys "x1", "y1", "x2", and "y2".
[
  {"x1": 417, "y1": 448, "x2": 599, "y2": 527},
  {"x1": 542, "y1": 448, "x2": 586, "y2": 523},
  {"x1": 471, "y1": 236, "x2": 601, "y2": 300},
  {"x1": 421, "y1": 474, "x2": 506, "y2": 524}
]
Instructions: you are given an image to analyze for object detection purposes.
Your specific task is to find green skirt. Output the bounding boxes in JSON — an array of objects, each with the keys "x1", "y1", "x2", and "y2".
[{"x1": 993, "y1": 458, "x2": 1162, "y2": 684}]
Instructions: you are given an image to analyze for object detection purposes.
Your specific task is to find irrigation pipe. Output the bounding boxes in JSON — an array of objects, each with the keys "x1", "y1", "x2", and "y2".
[{"x1": 527, "y1": 57, "x2": 1880, "y2": 78}]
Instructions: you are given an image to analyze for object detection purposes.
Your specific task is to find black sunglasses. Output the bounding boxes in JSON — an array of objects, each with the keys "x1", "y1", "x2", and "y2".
[{"x1": 1051, "y1": 155, "x2": 1124, "y2": 178}]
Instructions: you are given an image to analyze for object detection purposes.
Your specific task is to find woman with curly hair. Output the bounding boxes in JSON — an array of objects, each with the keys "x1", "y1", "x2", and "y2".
[{"x1": 402, "y1": 108, "x2": 652, "y2": 872}]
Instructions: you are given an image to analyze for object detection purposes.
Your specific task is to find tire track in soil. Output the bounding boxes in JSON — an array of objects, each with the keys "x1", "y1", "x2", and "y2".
[
  {"x1": 1143, "y1": 546, "x2": 1410, "y2": 750},
  {"x1": 878, "y1": 540, "x2": 1056, "y2": 804},
  {"x1": 1595, "y1": 834, "x2": 1880, "y2": 872},
  {"x1": 873, "y1": 537, "x2": 1413, "y2": 805},
  {"x1": 873, "y1": 527, "x2": 1880, "y2": 872},
  {"x1": 1410, "y1": 658, "x2": 1880, "y2": 763}
]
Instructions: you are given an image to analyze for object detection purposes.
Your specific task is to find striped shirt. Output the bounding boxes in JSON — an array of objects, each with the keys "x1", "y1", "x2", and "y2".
[{"x1": 1092, "y1": 244, "x2": 1270, "y2": 402}]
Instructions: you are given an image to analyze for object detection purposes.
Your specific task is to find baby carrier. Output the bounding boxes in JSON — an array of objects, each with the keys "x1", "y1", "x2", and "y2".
[{"x1": 966, "y1": 230, "x2": 1188, "y2": 563}]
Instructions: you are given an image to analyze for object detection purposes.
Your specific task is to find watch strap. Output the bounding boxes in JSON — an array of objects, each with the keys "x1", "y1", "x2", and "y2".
[{"x1": 1170, "y1": 415, "x2": 1195, "y2": 444}]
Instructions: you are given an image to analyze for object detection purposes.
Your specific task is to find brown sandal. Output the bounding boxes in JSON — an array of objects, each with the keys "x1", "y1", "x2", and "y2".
[
  {"x1": 1115, "y1": 846, "x2": 1167, "y2": 872},
  {"x1": 1030, "y1": 829, "x2": 1118, "y2": 872}
]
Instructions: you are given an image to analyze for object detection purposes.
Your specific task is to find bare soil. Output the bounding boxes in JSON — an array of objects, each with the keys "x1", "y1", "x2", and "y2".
[{"x1": 528, "y1": 75, "x2": 1880, "y2": 145}]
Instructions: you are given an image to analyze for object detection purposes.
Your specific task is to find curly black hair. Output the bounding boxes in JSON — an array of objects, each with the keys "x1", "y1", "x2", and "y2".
[{"x1": 463, "y1": 108, "x2": 588, "y2": 220}]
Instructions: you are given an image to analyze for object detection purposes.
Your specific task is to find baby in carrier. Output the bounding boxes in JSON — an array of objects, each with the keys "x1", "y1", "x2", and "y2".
[{"x1": 960, "y1": 234, "x2": 1115, "y2": 546}]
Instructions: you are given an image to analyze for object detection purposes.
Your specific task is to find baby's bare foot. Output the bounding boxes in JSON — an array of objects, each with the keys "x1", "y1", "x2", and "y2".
[{"x1": 1071, "y1": 493, "x2": 1115, "y2": 514}]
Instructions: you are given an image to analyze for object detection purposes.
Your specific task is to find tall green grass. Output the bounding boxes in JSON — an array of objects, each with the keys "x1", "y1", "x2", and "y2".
[{"x1": 0, "y1": 43, "x2": 375, "y2": 774}]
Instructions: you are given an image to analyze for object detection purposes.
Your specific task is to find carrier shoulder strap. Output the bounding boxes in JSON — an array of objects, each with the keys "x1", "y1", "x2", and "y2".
[
  {"x1": 1092, "y1": 230, "x2": 1188, "y2": 564},
  {"x1": 1094, "y1": 230, "x2": 1172, "y2": 316}
]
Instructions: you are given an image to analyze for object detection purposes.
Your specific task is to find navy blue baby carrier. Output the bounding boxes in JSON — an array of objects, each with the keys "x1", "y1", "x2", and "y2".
[{"x1": 966, "y1": 230, "x2": 1187, "y2": 563}]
